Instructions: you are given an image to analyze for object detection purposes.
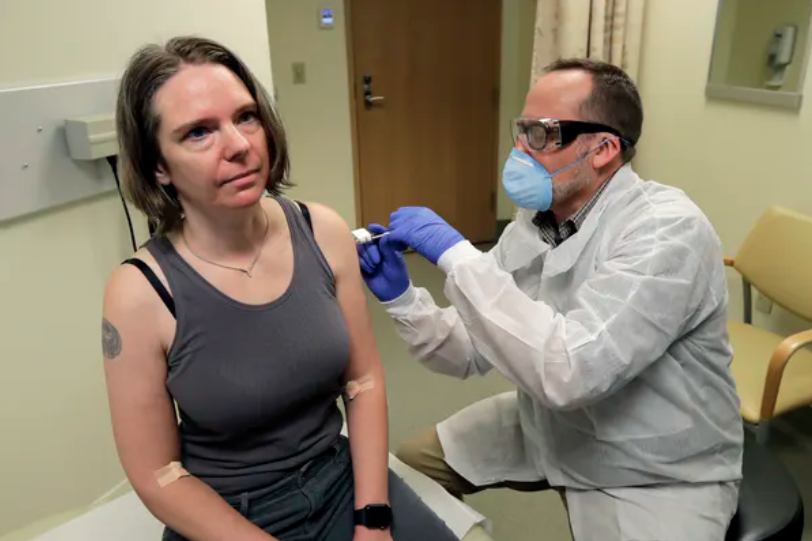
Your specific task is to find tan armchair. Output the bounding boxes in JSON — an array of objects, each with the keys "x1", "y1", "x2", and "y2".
[{"x1": 725, "y1": 206, "x2": 812, "y2": 443}]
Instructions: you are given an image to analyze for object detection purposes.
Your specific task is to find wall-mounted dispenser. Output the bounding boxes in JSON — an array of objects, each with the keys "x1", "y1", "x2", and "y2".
[{"x1": 766, "y1": 25, "x2": 797, "y2": 88}]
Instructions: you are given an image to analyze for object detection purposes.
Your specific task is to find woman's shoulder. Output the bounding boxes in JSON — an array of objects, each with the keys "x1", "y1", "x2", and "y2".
[
  {"x1": 299, "y1": 201, "x2": 350, "y2": 230},
  {"x1": 265, "y1": 196, "x2": 345, "y2": 231},
  {"x1": 104, "y1": 245, "x2": 171, "y2": 319},
  {"x1": 294, "y1": 200, "x2": 357, "y2": 275}
]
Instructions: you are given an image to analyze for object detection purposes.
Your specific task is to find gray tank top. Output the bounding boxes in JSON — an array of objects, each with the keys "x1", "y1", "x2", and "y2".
[{"x1": 144, "y1": 197, "x2": 349, "y2": 495}]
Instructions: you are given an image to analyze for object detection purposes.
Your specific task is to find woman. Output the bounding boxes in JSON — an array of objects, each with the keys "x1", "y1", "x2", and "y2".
[{"x1": 102, "y1": 36, "x2": 457, "y2": 541}]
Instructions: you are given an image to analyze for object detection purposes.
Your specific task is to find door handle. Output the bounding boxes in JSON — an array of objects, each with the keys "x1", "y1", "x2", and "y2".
[
  {"x1": 365, "y1": 95, "x2": 385, "y2": 107},
  {"x1": 362, "y1": 75, "x2": 385, "y2": 109}
]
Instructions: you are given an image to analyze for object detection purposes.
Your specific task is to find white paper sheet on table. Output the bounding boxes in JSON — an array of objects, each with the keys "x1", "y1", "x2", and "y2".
[
  {"x1": 388, "y1": 454, "x2": 492, "y2": 538},
  {"x1": 30, "y1": 491, "x2": 163, "y2": 541},
  {"x1": 23, "y1": 454, "x2": 491, "y2": 541}
]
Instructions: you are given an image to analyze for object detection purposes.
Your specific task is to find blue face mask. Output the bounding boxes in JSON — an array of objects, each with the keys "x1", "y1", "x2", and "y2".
[{"x1": 501, "y1": 139, "x2": 613, "y2": 211}]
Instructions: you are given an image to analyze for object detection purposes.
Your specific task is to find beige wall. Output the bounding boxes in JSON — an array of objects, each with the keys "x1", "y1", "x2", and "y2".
[
  {"x1": 265, "y1": 0, "x2": 358, "y2": 226},
  {"x1": 266, "y1": 0, "x2": 536, "y2": 225},
  {"x1": 0, "y1": 1, "x2": 273, "y2": 534},
  {"x1": 635, "y1": 0, "x2": 812, "y2": 336}
]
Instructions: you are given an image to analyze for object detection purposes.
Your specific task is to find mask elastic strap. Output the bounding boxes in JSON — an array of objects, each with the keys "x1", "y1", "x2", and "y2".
[{"x1": 550, "y1": 136, "x2": 616, "y2": 177}]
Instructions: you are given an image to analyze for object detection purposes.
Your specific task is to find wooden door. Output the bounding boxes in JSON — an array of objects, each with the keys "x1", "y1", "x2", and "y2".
[{"x1": 347, "y1": 0, "x2": 502, "y2": 243}]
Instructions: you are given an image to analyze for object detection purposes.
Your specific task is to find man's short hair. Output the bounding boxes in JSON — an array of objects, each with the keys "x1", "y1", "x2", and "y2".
[{"x1": 544, "y1": 58, "x2": 643, "y2": 162}]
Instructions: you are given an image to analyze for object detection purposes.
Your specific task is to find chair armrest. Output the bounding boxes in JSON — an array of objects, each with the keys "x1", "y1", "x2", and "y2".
[
  {"x1": 723, "y1": 256, "x2": 753, "y2": 323},
  {"x1": 760, "y1": 329, "x2": 812, "y2": 419}
]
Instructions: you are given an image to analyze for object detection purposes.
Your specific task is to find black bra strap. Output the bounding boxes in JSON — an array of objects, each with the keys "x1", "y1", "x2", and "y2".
[
  {"x1": 296, "y1": 201, "x2": 314, "y2": 233},
  {"x1": 122, "y1": 258, "x2": 177, "y2": 319}
]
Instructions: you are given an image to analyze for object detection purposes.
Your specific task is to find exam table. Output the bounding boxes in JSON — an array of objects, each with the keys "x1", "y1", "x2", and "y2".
[{"x1": 0, "y1": 453, "x2": 494, "y2": 541}]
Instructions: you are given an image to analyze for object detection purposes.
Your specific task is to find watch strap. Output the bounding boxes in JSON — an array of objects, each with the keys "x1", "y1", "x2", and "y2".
[{"x1": 353, "y1": 504, "x2": 393, "y2": 529}]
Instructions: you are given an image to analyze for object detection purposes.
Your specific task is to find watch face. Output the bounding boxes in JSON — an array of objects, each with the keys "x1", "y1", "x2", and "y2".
[{"x1": 358, "y1": 504, "x2": 393, "y2": 529}]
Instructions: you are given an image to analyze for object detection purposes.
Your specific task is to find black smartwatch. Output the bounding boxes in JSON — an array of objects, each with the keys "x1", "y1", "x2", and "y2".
[{"x1": 354, "y1": 504, "x2": 393, "y2": 530}]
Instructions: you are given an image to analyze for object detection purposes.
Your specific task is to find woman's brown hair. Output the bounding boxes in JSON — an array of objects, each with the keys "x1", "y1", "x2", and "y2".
[{"x1": 116, "y1": 36, "x2": 292, "y2": 235}]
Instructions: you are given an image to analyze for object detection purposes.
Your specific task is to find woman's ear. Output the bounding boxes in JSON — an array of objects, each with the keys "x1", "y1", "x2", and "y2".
[{"x1": 155, "y1": 164, "x2": 171, "y2": 186}]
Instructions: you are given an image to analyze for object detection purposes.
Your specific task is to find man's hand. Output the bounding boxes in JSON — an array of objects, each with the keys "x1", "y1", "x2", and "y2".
[
  {"x1": 388, "y1": 207, "x2": 465, "y2": 265},
  {"x1": 357, "y1": 224, "x2": 411, "y2": 302},
  {"x1": 354, "y1": 526, "x2": 394, "y2": 541}
]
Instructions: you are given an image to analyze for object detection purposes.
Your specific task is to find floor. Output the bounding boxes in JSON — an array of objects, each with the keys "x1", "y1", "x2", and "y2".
[{"x1": 371, "y1": 251, "x2": 812, "y2": 541}]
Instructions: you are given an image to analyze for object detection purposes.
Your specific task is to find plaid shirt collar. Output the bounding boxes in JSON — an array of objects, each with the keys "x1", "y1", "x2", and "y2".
[{"x1": 532, "y1": 178, "x2": 612, "y2": 247}]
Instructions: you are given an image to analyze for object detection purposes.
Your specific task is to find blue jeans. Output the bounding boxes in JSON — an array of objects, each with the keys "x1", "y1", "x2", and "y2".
[{"x1": 163, "y1": 436, "x2": 458, "y2": 541}]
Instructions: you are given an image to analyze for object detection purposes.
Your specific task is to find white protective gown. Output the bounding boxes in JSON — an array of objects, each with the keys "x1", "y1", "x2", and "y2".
[{"x1": 384, "y1": 164, "x2": 743, "y2": 492}]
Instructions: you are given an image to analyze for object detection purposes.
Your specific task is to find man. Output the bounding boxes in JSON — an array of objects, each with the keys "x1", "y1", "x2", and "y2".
[{"x1": 357, "y1": 58, "x2": 743, "y2": 540}]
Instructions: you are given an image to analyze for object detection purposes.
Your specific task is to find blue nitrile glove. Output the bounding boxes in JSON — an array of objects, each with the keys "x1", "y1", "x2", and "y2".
[
  {"x1": 357, "y1": 224, "x2": 411, "y2": 302},
  {"x1": 388, "y1": 207, "x2": 465, "y2": 265}
]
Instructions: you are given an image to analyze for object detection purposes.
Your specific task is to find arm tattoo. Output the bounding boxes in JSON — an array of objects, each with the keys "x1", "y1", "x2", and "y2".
[{"x1": 102, "y1": 318, "x2": 123, "y2": 360}]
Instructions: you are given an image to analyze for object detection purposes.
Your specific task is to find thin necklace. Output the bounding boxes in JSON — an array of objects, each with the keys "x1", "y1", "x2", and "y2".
[{"x1": 182, "y1": 210, "x2": 270, "y2": 278}]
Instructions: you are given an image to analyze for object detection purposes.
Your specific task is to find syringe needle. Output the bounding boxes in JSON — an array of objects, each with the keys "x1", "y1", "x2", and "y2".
[{"x1": 368, "y1": 231, "x2": 390, "y2": 241}]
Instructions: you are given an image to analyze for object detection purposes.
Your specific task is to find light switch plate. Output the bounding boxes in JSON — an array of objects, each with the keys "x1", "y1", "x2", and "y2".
[{"x1": 292, "y1": 62, "x2": 306, "y2": 85}]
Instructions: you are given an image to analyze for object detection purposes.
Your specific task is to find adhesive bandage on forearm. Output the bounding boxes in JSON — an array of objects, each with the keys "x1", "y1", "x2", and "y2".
[
  {"x1": 155, "y1": 461, "x2": 190, "y2": 488},
  {"x1": 344, "y1": 375, "x2": 376, "y2": 400}
]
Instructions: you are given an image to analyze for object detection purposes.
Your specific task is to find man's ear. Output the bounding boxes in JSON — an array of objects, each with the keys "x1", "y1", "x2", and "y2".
[{"x1": 592, "y1": 136, "x2": 622, "y2": 169}]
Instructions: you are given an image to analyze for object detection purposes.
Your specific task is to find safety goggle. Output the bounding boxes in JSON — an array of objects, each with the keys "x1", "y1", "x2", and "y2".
[{"x1": 511, "y1": 117, "x2": 629, "y2": 153}]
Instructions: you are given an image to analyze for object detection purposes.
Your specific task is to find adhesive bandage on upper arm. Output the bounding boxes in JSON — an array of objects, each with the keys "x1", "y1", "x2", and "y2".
[
  {"x1": 155, "y1": 461, "x2": 190, "y2": 488},
  {"x1": 352, "y1": 228, "x2": 390, "y2": 245},
  {"x1": 344, "y1": 374, "x2": 376, "y2": 400}
]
